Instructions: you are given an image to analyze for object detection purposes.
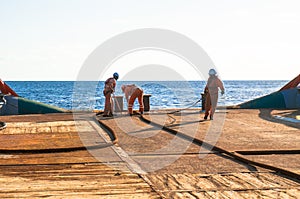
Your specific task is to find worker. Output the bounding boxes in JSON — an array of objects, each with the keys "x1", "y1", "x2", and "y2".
[
  {"x1": 204, "y1": 69, "x2": 225, "y2": 120},
  {"x1": 103, "y1": 72, "x2": 119, "y2": 117},
  {"x1": 121, "y1": 84, "x2": 144, "y2": 116}
]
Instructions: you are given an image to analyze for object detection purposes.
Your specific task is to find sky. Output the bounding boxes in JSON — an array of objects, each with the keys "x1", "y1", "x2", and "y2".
[{"x1": 0, "y1": 0, "x2": 299, "y2": 81}]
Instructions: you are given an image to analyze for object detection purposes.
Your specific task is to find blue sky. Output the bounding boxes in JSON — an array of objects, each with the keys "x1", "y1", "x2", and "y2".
[{"x1": 0, "y1": 0, "x2": 299, "y2": 80}]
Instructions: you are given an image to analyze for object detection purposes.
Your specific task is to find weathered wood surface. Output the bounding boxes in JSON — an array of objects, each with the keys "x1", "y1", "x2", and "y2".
[
  {"x1": 99, "y1": 109, "x2": 300, "y2": 198},
  {"x1": 1, "y1": 109, "x2": 299, "y2": 198},
  {"x1": 143, "y1": 172, "x2": 300, "y2": 199},
  {"x1": 0, "y1": 113, "x2": 160, "y2": 198},
  {"x1": 0, "y1": 163, "x2": 159, "y2": 198}
]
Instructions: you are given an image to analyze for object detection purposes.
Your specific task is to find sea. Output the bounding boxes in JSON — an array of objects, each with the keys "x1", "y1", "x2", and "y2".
[{"x1": 6, "y1": 81, "x2": 289, "y2": 110}]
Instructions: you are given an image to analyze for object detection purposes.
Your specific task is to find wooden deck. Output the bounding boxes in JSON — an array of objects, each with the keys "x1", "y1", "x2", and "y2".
[
  {"x1": 0, "y1": 109, "x2": 299, "y2": 198},
  {"x1": 0, "y1": 113, "x2": 159, "y2": 198},
  {"x1": 99, "y1": 109, "x2": 300, "y2": 198}
]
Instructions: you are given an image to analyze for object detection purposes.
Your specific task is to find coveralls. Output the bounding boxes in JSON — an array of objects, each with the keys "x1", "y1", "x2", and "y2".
[
  {"x1": 204, "y1": 75, "x2": 225, "y2": 120},
  {"x1": 122, "y1": 84, "x2": 144, "y2": 115},
  {"x1": 103, "y1": 77, "x2": 116, "y2": 116}
]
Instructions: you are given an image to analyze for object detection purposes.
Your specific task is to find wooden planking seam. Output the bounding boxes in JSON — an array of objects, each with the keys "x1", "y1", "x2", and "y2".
[
  {"x1": 144, "y1": 172, "x2": 300, "y2": 195},
  {"x1": 89, "y1": 120, "x2": 147, "y2": 175}
]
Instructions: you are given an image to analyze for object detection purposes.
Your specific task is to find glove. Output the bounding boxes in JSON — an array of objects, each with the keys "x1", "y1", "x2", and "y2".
[{"x1": 221, "y1": 90, "x2": 225, "y2": 95}]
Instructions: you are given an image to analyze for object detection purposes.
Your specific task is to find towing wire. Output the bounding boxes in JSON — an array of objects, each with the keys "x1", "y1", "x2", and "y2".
[
  {"x1": 138, "y1": 114, "x2": 300, "y2": 182},
  {"x1": 167, "y1": 99, "x2": 201, "y2": 114},
  {"x1": 1, "y1": 110, "x2": 299, "y2": 183}
]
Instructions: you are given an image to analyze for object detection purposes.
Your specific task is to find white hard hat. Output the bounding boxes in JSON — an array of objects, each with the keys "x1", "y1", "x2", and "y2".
[{"x1": 208, "y1": 69, "x2": 217, "y2": 75}]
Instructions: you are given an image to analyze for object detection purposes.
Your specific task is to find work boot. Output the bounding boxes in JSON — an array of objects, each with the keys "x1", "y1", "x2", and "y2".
[
  {"x1": 210, "y1": 116, "x2": 213, "y2": 120},
  {"x1": 204, "y1": 115, "x2": 208, "y2": 120}
]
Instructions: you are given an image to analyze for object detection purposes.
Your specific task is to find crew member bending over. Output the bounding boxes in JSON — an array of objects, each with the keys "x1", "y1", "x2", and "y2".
[
  {"x1": 121, "y1": 84, "x2": 144, "y2": 116},
  {"x1": 204, "y1": 69, "x2": 225, "y2": 120},
  {"x1": 103, "y1": 72, "x2": 119, "y2": 117}
]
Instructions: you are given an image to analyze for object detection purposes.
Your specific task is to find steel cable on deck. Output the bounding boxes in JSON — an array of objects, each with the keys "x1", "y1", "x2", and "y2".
[
  {"x1": 138, "y1": 114, "x2": 300, "y2": 183},
  {"x1": 0, "y1": 121, "x2": 6, "y2": 130},
  {"x1": 0, "y1": 116, "x2": 115, "y2": 154},
  {"x1": 166, "y1": 99, "x2": 201, "y2": 115},
  {"x1": 0, "y1": 143, "x2": 113, "y2": 154}
]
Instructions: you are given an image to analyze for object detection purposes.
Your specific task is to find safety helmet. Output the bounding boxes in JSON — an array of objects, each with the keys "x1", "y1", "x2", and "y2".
[
  {"x1": 208, "y1": 69, "x2": 217, "y2": 75},
  {"x1": 113, "y1": 72, "x2": 119, "y2": 80}
]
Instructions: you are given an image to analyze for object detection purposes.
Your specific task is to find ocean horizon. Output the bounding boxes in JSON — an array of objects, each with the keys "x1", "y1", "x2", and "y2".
[{"x1": 6, "y1": 80, "x2": 289, "y2": 110}]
